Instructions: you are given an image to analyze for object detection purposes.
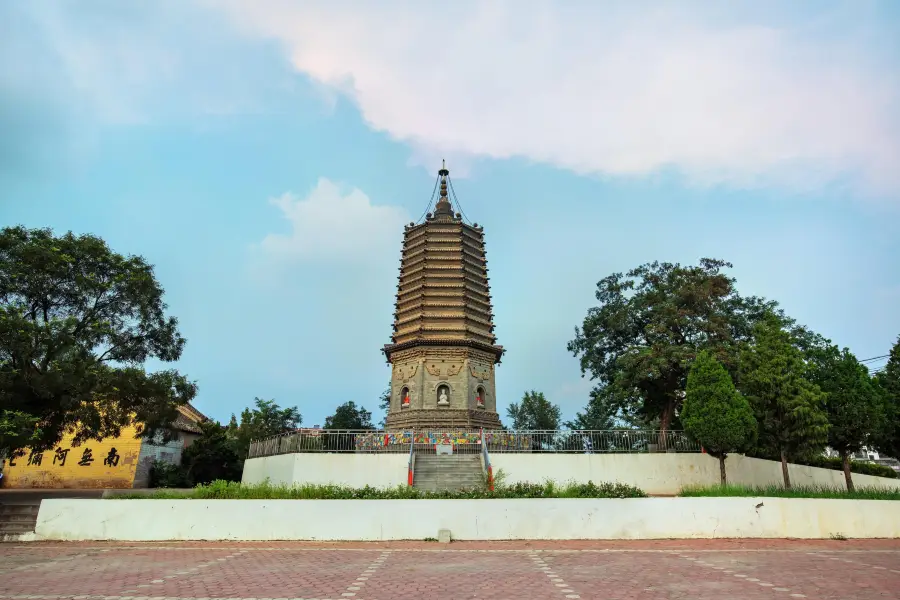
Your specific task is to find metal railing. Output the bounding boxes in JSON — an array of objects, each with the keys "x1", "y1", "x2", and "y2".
[{"x1": 247, "y1": 429, "x2": 700, "y2": 458}]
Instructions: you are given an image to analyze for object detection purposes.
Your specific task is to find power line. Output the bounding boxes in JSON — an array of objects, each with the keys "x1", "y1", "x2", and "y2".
[{"x1": 860, "y1": 354, "x2": 889, "y2": 363}]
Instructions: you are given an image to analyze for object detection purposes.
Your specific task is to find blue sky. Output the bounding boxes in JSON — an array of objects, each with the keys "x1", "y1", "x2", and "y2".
[{"x1": 2, "y1": 1, "x2": 899, "y2": 427}]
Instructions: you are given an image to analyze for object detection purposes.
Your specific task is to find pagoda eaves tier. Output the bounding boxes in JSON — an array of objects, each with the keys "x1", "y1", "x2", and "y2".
[{"x1": 382, "y1": 166, "x2": 503, "y2": 431}]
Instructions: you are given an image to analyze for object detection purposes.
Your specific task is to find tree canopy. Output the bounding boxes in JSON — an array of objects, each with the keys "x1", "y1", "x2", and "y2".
[
  {"x1": 506, "y1": 390, "x2": 561, "y2": 430},
  {"x1": 227, "y1": 397, "x2": 301, "y2": 458},
  {"x1": 739, "y1": 316, "x2": 829, "y2": 488},
  {"x1": 874, "y1": 336, "x2": 900, "y2": 460},
  {"x1": 808, "y1": 346, "x2": 883, "y2": 491},
  {"x1": 0, "y1": 226, "x2": 196, "y2": 456},
  {"x1": 567, "y1": 258, "x2": 776, "y2": 432},
  {"x1": 324, "y1": 401, "x2": 373, "y2": 430},
  {"x1": 680, "y1": 351, "x2": 756, "y2": 484}
]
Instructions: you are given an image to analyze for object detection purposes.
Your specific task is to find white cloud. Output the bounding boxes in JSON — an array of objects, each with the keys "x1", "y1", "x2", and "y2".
[
  {"x1": 255, "y1": 178, "x2": 410, "y2": 264},
  {"x1": 210, "y1": 0, "x2": 900, "y2": 197}
]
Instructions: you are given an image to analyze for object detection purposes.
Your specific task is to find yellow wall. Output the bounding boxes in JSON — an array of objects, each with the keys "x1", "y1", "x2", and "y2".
[{"x1": 1, "y1": 426, "x2": 143, "y2": 489}]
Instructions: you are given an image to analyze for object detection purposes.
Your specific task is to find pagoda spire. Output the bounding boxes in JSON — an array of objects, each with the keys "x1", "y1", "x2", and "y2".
[{"x1": 433, "y1": 159, "x2": 453, "y2": 216}]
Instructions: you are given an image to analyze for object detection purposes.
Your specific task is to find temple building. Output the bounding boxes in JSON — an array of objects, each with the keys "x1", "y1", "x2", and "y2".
[{"x1": 383, "y1": 163, "x2": 504, "y2": 430}]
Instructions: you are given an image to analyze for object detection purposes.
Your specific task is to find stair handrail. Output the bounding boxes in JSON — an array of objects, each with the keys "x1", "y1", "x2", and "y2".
[
  {"x1": 407, "y1": 429, "x2": 415, "y2": 487},
  {"x1": 480, "y1": 428, "x2": 494, "y2": 491}
]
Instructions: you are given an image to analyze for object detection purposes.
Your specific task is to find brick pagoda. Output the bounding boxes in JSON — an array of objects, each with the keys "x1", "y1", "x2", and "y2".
[{"x1": 383, "y1": 163, "x2": 503, "y2": 430}]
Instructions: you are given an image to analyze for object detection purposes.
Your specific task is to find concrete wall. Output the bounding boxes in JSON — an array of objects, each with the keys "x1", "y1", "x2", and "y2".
[
  {"x1": 34, "y1": 497, "x2": 900, "y2": 541},
  {"x1": 240, "y1": 452, "x2": 900, "y2": 494},
  {"x1": 491, "y1": 454, "x2": 900, "y2": 494},
  {"x1": 242, "y1": 454, "x2": 408, "y2": 488}
]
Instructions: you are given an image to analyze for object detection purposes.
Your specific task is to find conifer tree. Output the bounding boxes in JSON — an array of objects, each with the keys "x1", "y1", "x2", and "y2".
[
  {"x1": 681, "y1": 351, "x2": 757, "y2": 485},
  {"x1": 739, "y1": 316, "x2": 829, "y2": 488}
]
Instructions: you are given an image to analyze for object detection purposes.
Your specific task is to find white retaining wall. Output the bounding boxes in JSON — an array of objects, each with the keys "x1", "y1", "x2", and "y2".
[
  {"x1": 34, "y1": 497, "x2": 900, "y2": 541},
  {"x1": 241, "y1": 452, "x2": 900, "y2": 494},
  {"x1": 242, "y1": 453, "x2": 408, "y2": 488}
]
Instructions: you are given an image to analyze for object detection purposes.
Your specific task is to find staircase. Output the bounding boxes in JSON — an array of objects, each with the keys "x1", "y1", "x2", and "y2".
[
  {"x1": 413, "y1": 455, "x2": 484, "y2": 492},
  {"x1": 0, "y1": 503, "x2": 40, "y2": 538}
]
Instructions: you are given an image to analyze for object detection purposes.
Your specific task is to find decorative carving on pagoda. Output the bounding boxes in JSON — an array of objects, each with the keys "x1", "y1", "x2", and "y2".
[{"x1": 394, "y1": 364, "x2": 418, "y2": 383}]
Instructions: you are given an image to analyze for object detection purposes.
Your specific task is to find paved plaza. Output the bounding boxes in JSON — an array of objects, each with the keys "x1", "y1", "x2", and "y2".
[{"x1": 1, "y1": 540, "x2": 898, "y2": 600}]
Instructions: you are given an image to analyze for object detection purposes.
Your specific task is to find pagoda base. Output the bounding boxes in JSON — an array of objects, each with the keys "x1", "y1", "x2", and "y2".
[{"x1": 385, "y1": 408, "x2": 502, "y2": 431}]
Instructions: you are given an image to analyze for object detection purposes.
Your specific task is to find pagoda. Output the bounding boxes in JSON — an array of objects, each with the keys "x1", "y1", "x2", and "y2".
[{"x1": 383, "y1": 163, "x2": 503, "y2": 430}]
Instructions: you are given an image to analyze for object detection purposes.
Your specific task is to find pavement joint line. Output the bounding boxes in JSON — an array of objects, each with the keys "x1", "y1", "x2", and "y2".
[
  {"x1": 678, "y1": 555, "x2": 805, "y2": 598},
  {"x1": 529, "y1": 552, "x2": 581, "y2": 598},
  {"x1": 339, "y1": 551, "x2": 390, "y2": 598},
  {"x1": 804, "y1": 551, "x2": 900, "y2": 574},
  {"x1": 119, "y1": 550, "x2": 249, "y2": 595}
]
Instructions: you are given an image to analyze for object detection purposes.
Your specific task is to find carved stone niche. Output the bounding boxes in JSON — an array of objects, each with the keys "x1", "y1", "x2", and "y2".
[
  {"x1": 398, "y1": 383, "x2": 414, "y2": 409},
  {"x1": 435, "y1": 383, "x2": 451, "y2": 407}
]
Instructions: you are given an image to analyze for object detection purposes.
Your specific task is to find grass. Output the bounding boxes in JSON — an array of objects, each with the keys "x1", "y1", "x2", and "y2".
[
  {"x1": 680, "y1": 483, "x2": 900, "y2": 500},
  {"x1": 112, "y1": 479, "x2": 647, "y2": 500}
]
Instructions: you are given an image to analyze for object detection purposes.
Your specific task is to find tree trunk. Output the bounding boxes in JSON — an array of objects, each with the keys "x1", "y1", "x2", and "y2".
[
  {"x1": 841, "y1": 451, "x2": 854, "y2": 492},
  {"x1": 658, "y1": 399, "x2": 675, "y2": 450},
  {"x1": 780, "y1": 449, "x2": 792, "y2": 489},
  {"x1": 719, "y1": 454, "x2": 727, "y2": 486}
]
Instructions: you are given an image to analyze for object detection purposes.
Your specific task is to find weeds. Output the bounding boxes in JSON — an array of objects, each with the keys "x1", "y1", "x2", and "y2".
[{"x1": 680, "y1": 483, "x2": 900, "y2": 500}]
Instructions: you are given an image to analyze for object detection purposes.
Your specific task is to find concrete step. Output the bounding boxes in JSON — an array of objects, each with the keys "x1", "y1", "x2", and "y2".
[
  {"x1": 0, "y1": 503, "x2": 40, "y2": 535},
  {"x1": 413, "y1": 454, "x2": 485, "y2": 492}
]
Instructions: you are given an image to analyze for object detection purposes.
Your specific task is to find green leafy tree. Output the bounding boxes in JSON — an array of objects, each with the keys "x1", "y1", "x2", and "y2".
[
  {"x1": 377, "y1": 383, "x2": 391, "y2": 428},
  {"x1": 568, "y1": 259, "x2": 777, "y2": 437},
  {"x1": 230, "y1": 398, "x2": 302, "y2": 458},
  {"x1": 680, "y1": 351, "x2": 757, "y2": 484},
  {"x1": 181, "y1": 421, "x2": 243, "y2": 485},
  {"x1": 506, "y1": 391, "x2": 561, "y2": 430},
  {"x1": 564, "y1": 386, "x2": 616, "y2": 430},
  {"x1": 739, "y1": 316, "x2": 829, "y2": 488},
  {"x1": 0, "y1": 226, "x2": 196, "y2": 456},
  {"x1": 324, "y1": 401, "x2": 374, "y2": 430},
  {"x1": 809, "y1": 346, "x2": 884, "y2": 491},
  {"x1": 873, "y1": 336, "x2": 900, "y2": 460}
]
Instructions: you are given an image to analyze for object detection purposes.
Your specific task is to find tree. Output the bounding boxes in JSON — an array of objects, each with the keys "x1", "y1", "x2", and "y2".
[
  {"x1": 0, "y1": 226, "x2": 196, "y2": 456},
  {"x1": 568, "y1": 259, "x2": 777, "y2": 437},
  {"x1": 377, "y1": 383, "x2": 391, "y2": 428},
  {"x1": 739, "y1": 316, "x2": 829, "y2": 488},
  {"x1": 873, "y1": 336, "x2": 900, "y2": 460},
  {"x1": 181, "y1": 421, "x2": 243, "y2": 485},
  {"x1": 680, "y1": 351, "x2": 757, "y2": 484},
  {"x1": 809, "y1": 346, "x2": 884, "y2": 491},
  {"x1": 229, "y1": 397, "x2": 301, "y2": 458},
  {"x1": 324, "y1": 401, "x2": 373, "y2": 430},
  {"x1": 506, "y1": 391, "x2": 561, "y2": 430},
  {"x1": 564, "y1": 386, "x2": 616, "y2": 430}
]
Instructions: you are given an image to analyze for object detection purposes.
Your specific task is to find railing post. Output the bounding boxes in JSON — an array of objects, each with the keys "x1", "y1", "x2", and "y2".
[
  {"x1": 481, "y1": 428, "x2": 493, "y2": 491},
  {"x1": 407, "y1": 429, "x2": 415, "y2": 487}
]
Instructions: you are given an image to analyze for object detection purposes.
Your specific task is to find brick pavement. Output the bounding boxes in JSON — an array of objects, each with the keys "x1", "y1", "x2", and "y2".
[{"x1": 1, "y1": 540, "x2": 898, "y2": 600}]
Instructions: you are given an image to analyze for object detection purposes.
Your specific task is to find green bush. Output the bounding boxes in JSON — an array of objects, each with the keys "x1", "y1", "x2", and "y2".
[
  {"x1": 680, "y1": 483, "x2": 900, "y2": 500},
  {"x1": 806, "y1": 456, "x2": 898, "y2": 479},
  {"x1": 115, "y1": 479, "x2": 647, "y2": 500},
  {"x1": 148, "y1": 460, "x2": 190, "y2": 488}
]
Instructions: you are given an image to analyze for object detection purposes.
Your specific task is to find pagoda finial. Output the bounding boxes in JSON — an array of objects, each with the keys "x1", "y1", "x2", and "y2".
[{"x1": 434, "y1": 160, "x2": 452, "y2": 215}]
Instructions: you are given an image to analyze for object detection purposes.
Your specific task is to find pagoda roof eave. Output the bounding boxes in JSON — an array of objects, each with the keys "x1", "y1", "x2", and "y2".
[{"x1": 382, "y1": 339, "x2": 505, "y2": 363}]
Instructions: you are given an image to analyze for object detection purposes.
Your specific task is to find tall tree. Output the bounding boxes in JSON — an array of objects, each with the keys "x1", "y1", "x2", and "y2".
[
  {"x1": 739, "y1": 316, "x2": 829, "y2": 488},
  {"x1": 0, "y1": 226, "x2": 196, "y2": 456},
  {"x1": 377, "y1": 383, "x2": 391, "y2": 428},
  {"x1": 809, "y1": 346, "x2": 884, "y2": 491},
  {"x1": 564, "y1": 386, "x2": 617, "y2": 430},
  {"x1": 324, "y1": 401, "x2": 374, "y2": 430},
  {"x1": 680, "y1": 351, "x2": 757, "y2": 484},
  {"x1": 506, "y1": 391, "x2": 561, "y2": 430},
  {"x1": 873, "y1": 336, "x2": 900, "y2": 460},
  {"x1": 568, "y1": 259, "x2": 776, "y2": 436},
  {"x1": 230, "y1": 398, "x2": 301, "y2": 458},
  {"x1": 181, "y1": 421, "x2": 243, "y2": 484}
]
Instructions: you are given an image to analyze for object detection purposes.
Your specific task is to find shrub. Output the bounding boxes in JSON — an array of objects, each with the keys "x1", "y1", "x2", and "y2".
[
  {"x1": 116, "y1": 479, "x2": 647, "y2": 500},
  {"x1": 680, "y1": 483, "x2": 900, "y2": 500},
  {"x1": 148, "y1": 460, "x2": 190, "y2": 488}
]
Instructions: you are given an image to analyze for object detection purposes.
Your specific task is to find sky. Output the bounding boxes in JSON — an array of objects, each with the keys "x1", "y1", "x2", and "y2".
[{"x1": 2, "y1": 1, "x2": 899, "y2": 428}]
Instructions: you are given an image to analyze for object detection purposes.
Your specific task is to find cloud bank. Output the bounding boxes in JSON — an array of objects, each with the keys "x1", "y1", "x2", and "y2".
[
  {"x1": 212, "y1": 0, "x2": 900, "y2": 197},
  {"x1": 256, "y1": 178, "x2": 410, "y2": 265}
]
